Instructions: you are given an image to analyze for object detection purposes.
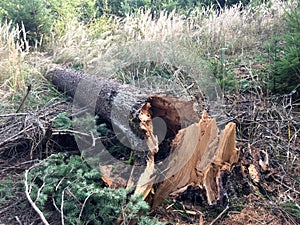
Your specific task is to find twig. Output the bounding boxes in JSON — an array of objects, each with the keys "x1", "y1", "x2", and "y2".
[
  {"x1": 0, "y1": 125, "x2": 33, "y2": 147},
  {"x1": 52, "y1": 197, "x2": 75, "y2": 225},
  {"x1": 61, "y1": 189, "x2": 65, "y2": 225},
  {"x1": 91, "y1": 131, "x2": 96, "y2": 147},
  {"x1": 52, "y1": 129, "x2": 112, "y2": 141},
  {"x1": 0, "y1": 159, "x2": 39, "y2": 173},
  {"x1": 78, "y1": 192, "x2": 95, "y2": 222},
  {"x1": 209, "y1": 205, "x2": 229, "y2": 225},
  {"x1": 0, "y1": 121, "x2": 22, "y2": 134},
  {"x1": 15, "y1": 216, "x2": 23, "y2": 225},
  {"x1": 0, "y1": 202, "x2": 19, "y2": 214},
  {"x1": 0, "y1": 113, "x2": 28, "y2": 117},
  {"x1": 24, "y1": 169, "x2": 50, "y2": 225},
  {"x1": 272, "y1": 175, "x2": 300, "y2": 195},
  {"x1": 55, "y1": 177, "x2": 65, "y2": 191},
  {"x1": 35, "y1": 180, "x2": 46, "y2": 203},
  {"x1": 16, "y1": 84, "x2": 31, "y2": 113},
  {"x1": 52, "y1": 129, "x2": 91, "y2": 137}
]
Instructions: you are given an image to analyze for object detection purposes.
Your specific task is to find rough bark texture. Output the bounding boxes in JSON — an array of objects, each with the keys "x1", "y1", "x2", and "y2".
[{"x1": 45, "y1": 67, "x2": 239, "y2": 208}]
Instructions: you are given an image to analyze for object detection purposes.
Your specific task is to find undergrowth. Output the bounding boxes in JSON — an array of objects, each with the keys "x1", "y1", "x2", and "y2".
[
  {"x1": 53, "y1": 112, "x2": 134, "y2": 164},
  {"x1": 0, "y1": 0, "x2": 294, "y2": 104},
  {"x1": 267, "y1": 3, "x2": 300, "y2": 96},
  {"x1": 25, "y1": 153, "x2": 163, "y2": 224},
  {"x1": 0, "y1": 21, "x2": 63, "y2": 113},
  {"x1": 0, "y1": 0, "x2": 299, "y2": 224}
]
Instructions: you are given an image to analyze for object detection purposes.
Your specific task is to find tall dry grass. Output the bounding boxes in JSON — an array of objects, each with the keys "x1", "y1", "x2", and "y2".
[
  {"x1": 50, "y1": 20, "x2": 92, "y2": 67},
  {"x1": 122, "y1": 9, "x2": 186, "y2": 42},
  {"x1": 82, "y1": 0, "x2": 290, "y2": 88},
  {"x1": 0, "y1": 21, "x2": 59, "y2": 112},
  {"x1": 189, "y1": 0, "x2": 287, "y2": 55},
  {"x1": 1, "y1": 0, "x2": 294, "y2": 106},
  {"x1": 50, "y1": 0, "x2": 291, "y2": 76},
  {"x1": 0, "y1": 21, "x2": 29, "y2": 106}
]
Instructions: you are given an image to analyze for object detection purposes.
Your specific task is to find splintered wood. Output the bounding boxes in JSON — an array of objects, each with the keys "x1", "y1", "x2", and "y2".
[
  {"x1": 133, "y1": 102, "x2": 158, "y2": 199},
  {"x1": 134, "y1": 111, "x2": 239, "y2": 208},
  {"x1": 45, "y1": 67, "x2": 239, "y2": 208}
]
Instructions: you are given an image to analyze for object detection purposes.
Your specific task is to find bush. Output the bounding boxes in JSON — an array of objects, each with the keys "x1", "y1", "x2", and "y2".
[
  {"x1": 96, "y1": 0, "x2": 257, "y2": 17},
  {"x1": 0, "y1": 0, "x2": 53, "y2": 46},
  {"x1": 25, "y1": 153, "x2": 161, "y2": 224},
  {"x1": 268, "y1": 5, "x2": 300, "y2": 96},
  {"x1": 0, "y1": 0, "x2": 98, "y2": 47}
]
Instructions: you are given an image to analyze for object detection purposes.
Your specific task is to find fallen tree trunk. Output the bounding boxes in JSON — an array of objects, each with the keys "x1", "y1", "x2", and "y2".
[
  {"x1": 45, "y1": 67, "x2": 198, "y2": 163},
  {"x1": 45, "y1": 67, "x2": 239, "y2": 208}
]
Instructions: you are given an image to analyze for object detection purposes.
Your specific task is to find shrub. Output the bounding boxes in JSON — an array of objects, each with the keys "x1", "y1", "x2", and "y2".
[
  {"x1": 268, "y1": 4, "x2": 300, "y2": 96},
  {"x1": 0, "y1": 0, "x2": 98, "y2": 47},
  {"x1": 96, "y1": 0, "x2": 257, "y2": 17},
  {"x1": 25, "y1": 153, "x2": 161, "y2": 224},
  {"x1": 0, "y1": 0, "x2": 53, "y2": 46}
]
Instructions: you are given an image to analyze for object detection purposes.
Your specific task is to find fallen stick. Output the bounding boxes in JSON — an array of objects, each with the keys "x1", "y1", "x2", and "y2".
[{"x1": 24, "y1": 166, "x2": 50, "y2": 225}]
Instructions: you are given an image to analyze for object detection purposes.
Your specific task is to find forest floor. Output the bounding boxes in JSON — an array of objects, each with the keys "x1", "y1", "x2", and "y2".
[{"x1": 0, "y1": 69, "x2": 299, "y2": 224}]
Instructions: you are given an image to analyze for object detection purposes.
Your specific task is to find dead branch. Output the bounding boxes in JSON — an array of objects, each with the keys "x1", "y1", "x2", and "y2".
[{"x1": 24, "y1": 167, "x2": 50, "y2": 225}]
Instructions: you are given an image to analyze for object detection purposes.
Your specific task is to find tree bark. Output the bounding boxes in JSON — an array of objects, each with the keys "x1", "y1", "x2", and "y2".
[{"x1": 45, "y1": 67, "x2": 240, "y2": 208}]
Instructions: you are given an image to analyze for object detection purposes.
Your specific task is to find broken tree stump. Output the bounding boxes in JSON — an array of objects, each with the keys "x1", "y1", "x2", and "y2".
[
  {"x1": 151, "y1": 111, "x2": 239, "y2": 207},
  {"x1": 45, "y1": 66, "x2": 239, "y2": 208}
]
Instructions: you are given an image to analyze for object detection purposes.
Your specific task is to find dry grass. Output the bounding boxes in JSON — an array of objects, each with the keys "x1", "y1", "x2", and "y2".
[
  {"x1": 122, "y1": 9, "x2": 186, "y2": 42},
  {"x1": 189, "y1": 0, "x2": 288, "y2": 55},
  {"x1": 48, "y1": 0, "x2": 292, "y2": 80},
  {"x1": 0, "y1": 21, "x2": 60, "y2": 113},
  {"x1": 50, "y1": 20, "x2": 92, "y2": 67},
  {"x1": 0, "y1": 0, "x2": 297, "y2": 108},
  {"x1": 0, "y1": 21, "x2": 29, "y2": 103}
]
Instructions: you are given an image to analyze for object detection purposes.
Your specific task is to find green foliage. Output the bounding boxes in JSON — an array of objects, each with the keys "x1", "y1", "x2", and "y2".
[
  {"x1": 96, "y1": 0, "x2": 256, "y2": 17},
  {"x1": 26, "y1": 153, "x2": 159, "y2": 224},
  {"x1": 88, "y1": 15, "x2": 115, "y2": 38},
  {"x1": 0, "y1": 0, "x2": 53, "y2": 45},
  {"x1": 72, "y1": 113, "x2": 100, "y2": 134},
  {"x1": 280, "y1": 201, "x2": 300, "y2": 220},
  {"x1": 208, "y1": 48, "x2": 271, "y2": 94},
  {"x1": 97, "y1": 0, "x2": 250, "y2": 17},
  {"x1": 208, "y1": 50, "x2": 238, "y2": 93},
  {"x1": 48, "y1": 0, "x2": 98, "y2": 29},
  {"x1": 53, "y1": 112, "x2": 107, "y2": 134},
  {"x1": 96, "y1": 122, "x2": 111, "y2": 136},
  {"x1": 52, "y1": 112, "x2": 133, "y2": 163},
  {"x1": 53, "y1": 112, "x2": 72, "y2": 129},
  {"x1": 267, "y1": 6, "x2": 300, "y2": 96},
  {"x1": 0, "y1": 0, "x2": 98, "y2": 47},
  {"x1": 138, "y1": 216, "x2": 165, "y2": 225},
  {"x1": 116, "y1": 61, "x2": 174, "y2": 85},
  {"x1": 0, "y1": 177, "x2": 14, "y2": 204},
  {"x1": 72, "y1": 113, "x2": 113, "y2": 136}
]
